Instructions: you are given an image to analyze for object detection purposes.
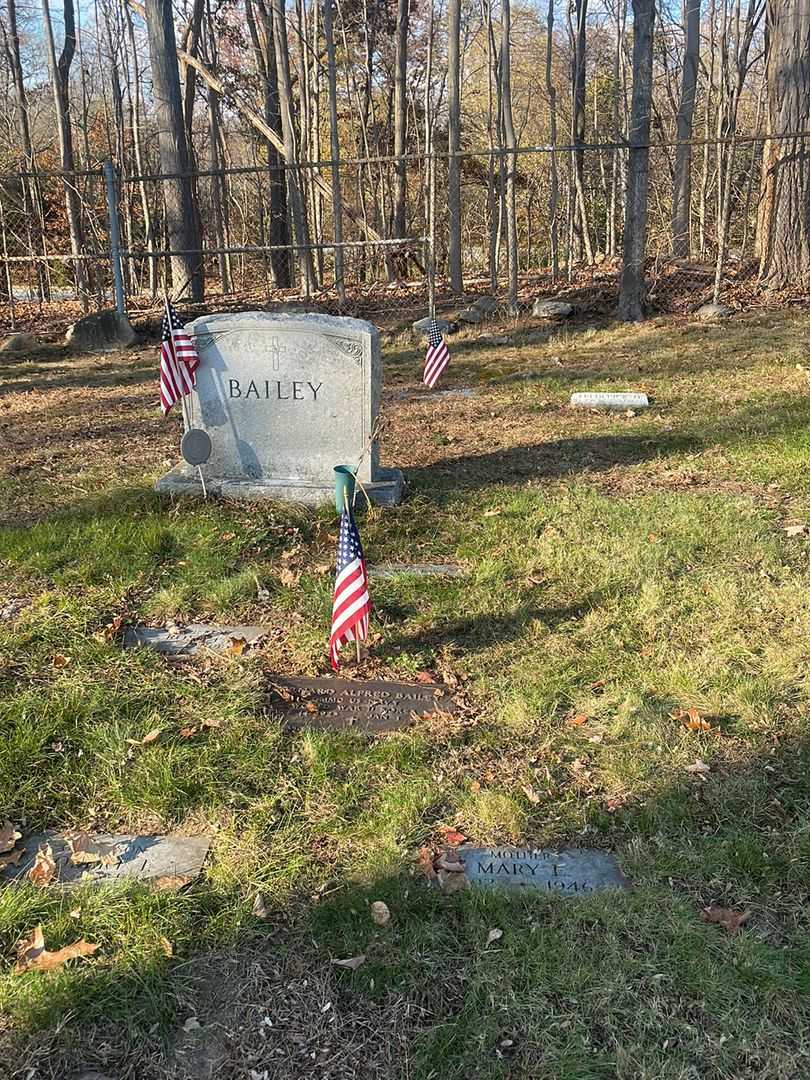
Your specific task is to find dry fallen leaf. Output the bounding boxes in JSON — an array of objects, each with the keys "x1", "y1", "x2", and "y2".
[
  {"x1": 0, "y1": 820, "x2": 21, "y2": 854},
  {"x1": 66, "y1": 833, "x2": 120, "y2": 867},
  {"x1": 278, "y1": 567, "x2": 301, "y2": 588},
  {"x1": 439, "y1": 826, "x2": 466, "y2": 846},
  {"x1": 179, "y1": 726, "x2": 198, "y2": 738},
  {"x1": 28, "y1": 844, "x2": 56, "y2": 887},
  {"x1": 370, "y1": 901, "x2": 391, "y2": 927},
  {"x1": 521, "y1": 784, "x2": 540, "y2": 805},
  {"x1": 252, "y1": 893, "x2": 268, "y2": 919},
  {"x1": 228, "y1": 637, "x2": 247, "y2": 656},
  {"x1": 686, "y1": 758, "x2": 711, "y2": 775},
  {"x1": 0, "y1": 847, "x2": 25, "y2": 871},
  {"x1": 127, "y1": 728, "x2": 162, "y2": 747},
  {"x1": 783, "y1": 524, "x2": 807, "y2": 537},
  {"x1": 331, "y1": 954, "x2": 366, "y2": 971},
  {"x1": 159, "y1": 936, "x2": 173, "y2": 958},
  {"x1": 14, "y1": 926, "x2": 99, "y2": 974},
  {"x1": 152, "y1": 874, "x2": 193, "y2": 891},
  {"x1": 183, "y1": 1016, "x2": 201, "y2": 1032},
  {"x1": 701, "y1": 905, "x2": 751, "y2": 933},
  {"x1": 201, "y1": 718, "x2": 221, "y2": 730},
  {"x1": 414, "y1": 670, "x2": 437, "y2": 684},
  {"x1": 486, "y1": 928, "x2": 503, "y2": 946},
  {"x1": 220, "y1": 531, "x2": 236, "y2": 541},
  {"x1": 415, "y1": 846, "x2": 437, "y2": 881},
  {"x1": 51, "y1": 654, "x2": 69, "y2": 669},
  {"x1": 568, "y1": 713, "x2": 588, "y2": 727},
  {"x1": 483, "y1": 508, "x2": 502, "y2": 517}
]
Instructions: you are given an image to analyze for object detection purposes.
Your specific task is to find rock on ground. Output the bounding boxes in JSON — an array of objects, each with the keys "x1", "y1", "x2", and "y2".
[
  {"x1": 412, "y1": 316, "x2": 451, "y2": 335},
  {"x1": 65, "y1": 310, "x2": 136, "y2": 352},
  {"x1": 0, "y1": 332, "x2": 40, "y2": 354},
  {"x1": 533, "y1": 298, "x2": 574, "y2": 318},
  {"x1": 696, "y1": 302, "x2": 731, "y2": 320}
]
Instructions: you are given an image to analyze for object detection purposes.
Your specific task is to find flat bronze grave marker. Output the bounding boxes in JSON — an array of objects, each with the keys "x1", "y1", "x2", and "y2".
[
  {"x1": 269, "y1": 677, "x2": 457, "y2": 733},
  {"x1": 458, "y1": 845, "x2": 628, "y2": 895}
]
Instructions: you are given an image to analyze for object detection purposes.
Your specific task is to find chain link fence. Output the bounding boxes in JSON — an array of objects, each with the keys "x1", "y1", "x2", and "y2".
[{"x1": 0, "y1": 136, "x2": 800, "y2": 334}]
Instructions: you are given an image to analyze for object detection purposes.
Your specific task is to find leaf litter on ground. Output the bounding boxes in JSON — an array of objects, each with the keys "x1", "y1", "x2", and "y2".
[
  {"x1": 701, "y1": 905, "x2": 752, "y2": 933},
  {"x1": 28, "y1": 844, "x2": 56, "y2": 886},
  {"x1": 14, "y1": 925, "x2": 99, "y2": 974}
]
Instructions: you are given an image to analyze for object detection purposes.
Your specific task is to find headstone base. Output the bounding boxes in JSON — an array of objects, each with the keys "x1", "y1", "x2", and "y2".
[{"x1": 155, "y1": 464, "x2": 404, "y2": 507}]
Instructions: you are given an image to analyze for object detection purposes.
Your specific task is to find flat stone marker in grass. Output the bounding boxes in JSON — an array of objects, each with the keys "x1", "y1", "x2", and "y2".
[
  {"x1": 458, "y1": 845, "x2": 628, "y2": 895},
  {"x1": 369, "y1": 563, "x2": 464, "y2": 579},
  {"x1": 124, "y1": 623, "x2": 266, "y2": 655},
  {"x1": 155, "y1": 311, "x2": 403, "y2": 507},
  {"x1": 570, "y1": 391, "x2": 649, "y2": 410},
  {"x1": 269, "y1": 676, "x2": 457, "y2": 733},
  {"x1": 1, "y1": 833, "x2": 210, "y2": 887}
]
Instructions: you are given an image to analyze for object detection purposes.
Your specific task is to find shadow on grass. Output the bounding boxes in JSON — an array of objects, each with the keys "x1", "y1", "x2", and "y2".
[
  {"x1": 5, "y1": 732, "x2": 810, "y2": 1079},
  {"x1": 0, "y1": 354, "x2": 153, "y2": 398}
]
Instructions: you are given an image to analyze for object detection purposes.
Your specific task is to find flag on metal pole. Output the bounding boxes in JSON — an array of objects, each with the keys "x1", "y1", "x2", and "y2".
[
  {"x1": 159, "y1": 299, "x2": 200, "y2": 416},
  {"x1": 330, "y1": 504, "x2": 371, "y2": 669},
  {"x1": 422, "y1": 318, "x2": 450, "y2": 388}
]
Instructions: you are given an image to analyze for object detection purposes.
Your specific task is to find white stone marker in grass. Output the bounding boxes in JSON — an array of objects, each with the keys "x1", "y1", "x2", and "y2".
[{"x1": 570, "y1": 391, "x2": 649, "y2": 410}]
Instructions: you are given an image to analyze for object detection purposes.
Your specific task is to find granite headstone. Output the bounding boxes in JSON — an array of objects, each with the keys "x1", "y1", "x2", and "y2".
[
  {"x1": 458, "y1": 845, "x2": 628, "y2": 895},
  {"x1": 156, "y1": 312, "x2": 403, "y2": 506}
]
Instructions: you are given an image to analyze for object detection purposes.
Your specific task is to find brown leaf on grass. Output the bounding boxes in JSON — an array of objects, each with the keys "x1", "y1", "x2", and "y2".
[
  {"x1": 220, "y1": 531, "x2": 236, "y2": 541},
  {"x1": 686, "y1": 758, "x2": 711, "y2": 775},
  {"x1": 179, "y1": 726, "x2": 198, "y2": 738},
  {"x1": 127, "y1": 728, "x2": 162, "y2": 747},
  {"x1": 370, "y1": 901, "x2": 391, "y2": 927},
  {"x1": 101, "y1": 614, "x2": 126, "y2": 642},
  {"x1": 439, "y1": 826, "x2": 466, "y2": 846},
  {"x1": 278, "y1": 567, "x2": 301, "y2": 588},
  {"x1": 567, "y1": 713, "x2": 588, "y2": 727},
  {"x1": 331, "y1": 954, "x2": 366, "y2": 971},
  {"x1": 483, "y1": 508, "x2": 502, "y2": 518},
  {"x1": 590, "y1": 679, "x2": 606, "y2": 693},
  {"x1": 486, "y1": 928, "x2": 503, "y2": 946},
  {"x1": 152, "y1": 874, "x2": 193, "y2": 891},
  {"x1": 415, "y1": 846, "x2": 437, "y2": 881},
  {"x1": 159, "y1": 936, "x2": 173, "y2": 957},
  {"x1": 228, "y1": 637, "x2": 247, "y2": 656},
  {"x1": 414, "y1": 670, "x2": 438, "y2": 684},
  {"x1": 14, "y1": 926, "x2": 99, "y2": 974},
  {"x1": 51, "y1": 654, "x2": 69, "y2": 669},
  {"x1": 701, "y1": 905, "x2": 752, "y2": 933},
  {"x1": 521, "y1": 784, "x2": 541, "y2": 805},
  {"x1": 0, "y1": 820, "x2": 21, "y2": 854},
  {"x1": 0, "y1": 847, "x2": 25, "y2": 871},
  {"x1": 252, "y1": 893, "x2": 268, "y2": 919},
  {"x1": 201, "y1": 718, "x2": 221, "y2": 730},
  {"x1": 28, "y1": 844, "x2": 56, "y2": 886}
]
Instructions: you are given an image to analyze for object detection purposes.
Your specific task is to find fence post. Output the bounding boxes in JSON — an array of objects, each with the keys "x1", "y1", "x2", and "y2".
[{"x1": 103, "y1": 160, "x2": 126, "y2": 315}]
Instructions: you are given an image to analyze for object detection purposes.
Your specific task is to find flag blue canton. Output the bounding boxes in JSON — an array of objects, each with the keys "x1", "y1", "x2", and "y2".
[{"x1": 337, "y1": 510, "x2": 365, "y2": 571}]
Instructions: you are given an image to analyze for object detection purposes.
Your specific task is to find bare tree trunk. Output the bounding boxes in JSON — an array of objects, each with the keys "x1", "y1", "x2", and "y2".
[
  {"x1": 546, "y1": 0, "x2": 559, "y2": 280},
  {"x1": 501, "y1": 0, "x2": 518, "y2": 311},
  {"x1": 246, "y1": 0, "x2": 292, "y2": 287},
  {"x1": 323, "y1": 0, "x2": 346, "y2": 302},
  {"x1": 617, "y1": 0, "x2": 655, "y2": 321},
  {"x1": 570, "y1": 0, "x2": 593, "y2": 264},
  {"x1": 392, "y1": 0, "x2": 409, "y2": 275},
  {"x1": 0, "y1": 0, "x2": 49, "y2": 300},
  {"x1": 759, "y1": 0, "x2": 810, "y2": 287},
  {"x1": 124, "y1": 0, "x2": 159, "y2": 296},
  {"x1": 42, "y1": 0, "x2": 89, "y2": 308},
  {"x1": 144, "y1": 0, "x2": 203, "y2": 301},
  {"x1": 671, "y1": 0, "x2": 701, "y2": 257},
  {"x1": 271, "y1": 0, "x2": 316, "y2": 295},
  {"x1": 447, "y1": 0, "x2": 463, "y2": 292},
  {"x1": 482, "y1": 0, "x2": 498, "y2": 290}
]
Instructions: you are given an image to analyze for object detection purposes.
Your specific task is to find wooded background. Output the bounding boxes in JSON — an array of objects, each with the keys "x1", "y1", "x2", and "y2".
[{"x1": 1, "y1": 0, "x2": 808, "y2": 325}]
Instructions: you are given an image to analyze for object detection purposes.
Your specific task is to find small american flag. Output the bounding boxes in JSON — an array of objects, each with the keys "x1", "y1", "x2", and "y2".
[
  {"x1": 159, "y1": 298, "x2": 200, "y2": 415},
  {"x1": 330, "y1": 505, "x2": 371, "y2": 670},
  {"x1": 422, "y1": 318, "x2": 450, "y2": 388}
]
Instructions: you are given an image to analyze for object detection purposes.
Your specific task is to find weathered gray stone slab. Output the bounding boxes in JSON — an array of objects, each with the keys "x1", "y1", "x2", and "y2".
[
  {"x1": 533, "y1": 299, "x2": 574, "y2": 318},
  {"x1": 269, "y1": 677, "x2": 457, "y2": 733},
  {"x1": 696, "y1": 302, "x2": 731, "y2": 320},
  {"x1": 570, "y1": 391, "x2": 649, "y2": 410},
  {"x1": 1, "y1": 833, "x2": 210, "y2": 886},
  {"x1": 65, "y1": 310, "x2": 136, "y2": 352},
  {"x1": 124, "y1": 623, "x2": 266, "y2": 655},
  {"x1": 0, "y1": 333, "x2": 40, "y2": 354},
  {"x1": 369, "y1": 563, "x2": 464, "y2": 579},
  {"x1": 458, "y1": 846, "x2": 629, "y2": 894},
  {"x1": 155, "y1": 312, "x2": 403, "y2": 507},
  {"x1": 422, "y1": 387, "x2": 477, "y2": 402},
  {"x1": 413, "y1": 316, "x2": 451, "y2": 335}
]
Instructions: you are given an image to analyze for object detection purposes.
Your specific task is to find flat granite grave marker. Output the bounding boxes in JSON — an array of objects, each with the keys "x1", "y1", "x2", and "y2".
[
  {"x1": 124, "y1": 623, "x2": 266, "y2": 656},
  {"x1": 570, "y1": 391, "x2": 649, "y2": 410},
  {"x1": 269, "y1": 676, "x2": 457, "y2": 733},
  {"x1": 1, "y1": 833, "x2": 210, "y2": 887},
  {"x1": 456, "y1": 845, "x2": 628, "y2": 895},
  {"x1": 156, "y1": 312, "x2": 403, "y2": 506}
]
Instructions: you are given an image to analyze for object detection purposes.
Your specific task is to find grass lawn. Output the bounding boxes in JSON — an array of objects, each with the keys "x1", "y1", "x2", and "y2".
[{"x1": 2, "y1": 308, "x2": 810, "y2": 1078}]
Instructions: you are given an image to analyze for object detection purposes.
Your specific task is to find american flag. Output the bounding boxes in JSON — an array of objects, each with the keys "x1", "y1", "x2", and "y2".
[
  {"x1": 330, "y1": 506, "x2": 371, "y2": 670},
  {"x1": 422, "y1": 318, "x2": 450, "y2": 388},
  {"x1": 159, "y1": 299, "x2": 200, "y2": 415}
]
